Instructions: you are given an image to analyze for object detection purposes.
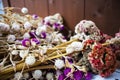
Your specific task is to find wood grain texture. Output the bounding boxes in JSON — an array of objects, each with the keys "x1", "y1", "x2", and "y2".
[
  {"x1": 85, "y1": 0, "x2": 120, "y2": 36},
  {"x1": 25, "y1": 0, "x2": 48, "y2": 17},
  {"x1": 48, "y1": 0, "x2": 84, "y2": 32},
  {"x1": 9, "y1": 0, "x2": 25, "y2": 13},
  {"x1": 2, "y1": 0, "x2": 9, "y2": 7}
]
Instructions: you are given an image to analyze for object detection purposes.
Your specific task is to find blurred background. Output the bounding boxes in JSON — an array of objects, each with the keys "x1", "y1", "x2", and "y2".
[{"x1": 1, "y1": 0, "x2": 120, "y2": 36}]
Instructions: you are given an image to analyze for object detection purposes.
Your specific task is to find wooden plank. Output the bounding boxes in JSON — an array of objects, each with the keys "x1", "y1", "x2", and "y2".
[
  {"x1": 10, "y1": 0, "x2": 25, "y2": 13},
  {"x1": 2, "y1": 0, "x2": 9, "y2": 7},
  {"x1": 85, "y1": 0, "x2": 120, "y2": 36},
  {"x1": 48, "y1": 0, "x2": 84, "y2": 31},
  {"x1": 25, "y1": 0, "x2": 48, "y2": 17}
]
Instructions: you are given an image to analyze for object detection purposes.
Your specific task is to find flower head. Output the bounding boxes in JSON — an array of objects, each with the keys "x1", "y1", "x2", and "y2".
[
  {"x1": 22, "y1": 39, "x2": 31, "y2": 47},
  {"x1": 88, "y1": 43, "x2": 116, "y2": 77},
  {"x1": 64, "y1": 67, "x2": 71, "y2": 76},
  {"x1": 41, "y1": 32, "x2": 46, "y2": 39},
  {"x1": 29, "y1": 31, "x2": 36, "y2": 38},
  {"x1": 85, "y1": 72, "x2": 92, "y2": 80},
  {"x1": 32, "y1": 70, "x2": 42, "y2": 79},
  {"x1": 25, "y1": 55, "x2": 36, "y2": 65},
  {"x1": 32, "y1": 14, "x2": 38, "y2": 19},
  {"x1": 31, "y1": 38, "x2": 40, "y2": 44},
  {"x1": 58, "y1": 74, "x2": 65, "y2": 80},
  {"x1": 55, "y1": 59, "x2": 65, "y2": 69},
  {"x1": 21, "y1": 7, "x2": 28, "y2": 14},
  {"x1": 73, "y1": 70, "x2": 84, "y2": 80}
]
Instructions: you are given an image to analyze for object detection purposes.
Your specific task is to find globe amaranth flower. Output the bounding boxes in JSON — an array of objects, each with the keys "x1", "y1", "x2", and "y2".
[
  {"x1": 60, "y1": 25, "x2": 64, "y2": 30},
  {"x1": 73, "y1": 70, "x2": 84, "y2": 80},
  {"x1": 40, "y1": 32, "x2": 46, "y2": 39},
  {"x1": 85, "y1": 72, "x2": 92, "y2": 80},
  {"x1": 22, "y1": 39, "x2": 31, "y2": 47},
  {"x1": 58, "y1": 74, "x2": 65, "y2": 80},
  {"x1": 63, "y1": 67, "x2": 71, "y2": 76},
  {"x1": 32, "y1": 14, "x2": 38, "y2": 19},
  {"x1": 88, "y1": 43, "x2": 116, "y2": 77},
  {"x1": 31, "y1": 38, "x2": 40, "y2": 44},
  {"x1": 29, "y1": 31, "x2": 36, "y2": 38},
  {"x1": 53, "y1": 23, "x2": 60, "y2": 29}
]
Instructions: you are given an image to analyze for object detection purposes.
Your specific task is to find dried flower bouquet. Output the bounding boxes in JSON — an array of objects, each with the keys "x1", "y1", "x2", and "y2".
[{"x1": 0, "y1": 7, "x2": 120, "y2": 80}]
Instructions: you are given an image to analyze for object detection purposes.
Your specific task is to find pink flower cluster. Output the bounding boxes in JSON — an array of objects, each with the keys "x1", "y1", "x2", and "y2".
[{"x1": 88, "y1": 43, "x2": 116, "y2": 77}]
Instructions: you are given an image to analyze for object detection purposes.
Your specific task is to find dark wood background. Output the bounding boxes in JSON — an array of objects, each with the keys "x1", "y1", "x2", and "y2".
[{"x1": 3, "y1": 0, "x2": 120, "y2": 36}]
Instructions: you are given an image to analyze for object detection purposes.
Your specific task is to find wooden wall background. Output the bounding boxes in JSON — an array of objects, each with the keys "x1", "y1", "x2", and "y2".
[{"x1": 3, "y1": 0, "x2": 120, "y2": 36}]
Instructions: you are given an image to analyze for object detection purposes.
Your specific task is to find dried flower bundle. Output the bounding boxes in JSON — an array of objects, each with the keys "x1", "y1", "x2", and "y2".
[{"x1": 0, "y1": 7, "x2": 120, "y2": 80}]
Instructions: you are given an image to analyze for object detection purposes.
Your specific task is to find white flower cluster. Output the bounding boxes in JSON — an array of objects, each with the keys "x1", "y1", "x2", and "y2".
[
  {"x1": 12, "y1": 22, "x2": 20, "y2": 31},
  {"x1": 25, "y1": 55, "x2": 36, "y2": 65},
  {"x1": 7, "y1": 34, "x2": 16, "y2": 42},
  {"x1": 73, "y1": 20, "x2": 102, "y2": 41},
  {"x1": 0, "y1": 22, "x2": 10, "y2": 32},
  {"x1": 66, "y1": 42, "x2": 84, "y2": 54},
  {"x1": 21, "y1": 7, "x2": 28, "y2": 14},
  {"x1": 32, "y1": 70, "x2": 42, "y2": 79},
  {"x1": 44, "y1": 13, "x2": 63, "y2": 25},
  {"x1": 55, "y1": 59, "x2": 65, "y2": 69}
]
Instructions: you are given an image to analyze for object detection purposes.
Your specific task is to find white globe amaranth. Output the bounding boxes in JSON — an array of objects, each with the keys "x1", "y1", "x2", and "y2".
[
  {"x1": 71, "y1": 42, "x2": 84, "y2": 51},
  {"x1": 11, "y1": 50, "x2": 19, "y2": 55},
  {"x1": 24, "y1": 21, "x2": 32, "y2": 30},
  {"x1": 32, "y1": 70, "x2": 42, "y2": 79},
  {"x1": 23, "y1": 73, "x2": 29, "y2": 79},
  {"x1": 21, "y1": 7, "x2": 28, "y2": 14},
  {"x1": 7, "y1": 34, "x2": 16, "y2": 42},
  {"x1": 19, "y1": 50, "x2": 29, "y2": 59},
  {"x1": 23, "y1": 32, "x2": 30, "y2": 39},
  {"x1": 36, "y1": 25, "x2": 47, "y2": 36},
  {"x1": 25, "y1": 55, "x2": 36, "y2": 65},
  {"x1": 12, "y1": 22, "x2": 20, "y2": 31},
  {"x1": 46, "y1": 72, "x2": 54, "y2": 80},
  {"x1": 66, "y1": 45, "x2": 74, "y2": 54},
  {"x1": 14, "y1": 72, "x2": 23, "y2": 79},
  {"x1": 55, "y1": 59, "x2": 65, "y2": 69},
  {"x1": 0, "y1": 22, "x2": 10, "y2": 31}
]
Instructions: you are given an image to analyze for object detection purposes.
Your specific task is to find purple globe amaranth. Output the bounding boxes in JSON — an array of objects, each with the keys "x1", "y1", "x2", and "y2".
[
  {"x1": 73, "y1": 70, "x2": 84, "y2": 80},
  {"x1": 85, "y1": 72, "x2": 92, "y2": 80},
  {"x1": 41, "y1": 32, "x2": 46, "y2": 39},
  {"x1": 31, "y1": 38, "x2": 40, "y2": 44},
  {"x1": 29, "y1": 31, "x2": 36, "y2": 38},
  {"x1": 64, "y1": 67, "x2": 71, "y2": 76},
  {"x1": 22, "y1": 38, "x2": 31, "y2": 47},
  {"x1": 60, "y1": 25, "x2": 64, "y2": 30},
  {"x1": 58, "y1": 74, "x2": 65, "y2": 80},
  {"x1": 53, "y1": 23, "x2": 60, "y2": 29}
]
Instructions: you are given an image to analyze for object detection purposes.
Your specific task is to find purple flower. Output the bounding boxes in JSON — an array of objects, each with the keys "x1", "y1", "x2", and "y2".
[
  {"x1": 85, "y1": 72, "x2": 92, "y2": 80},
  {"x1": 73, "y1": 70, "x2": 84, "y2": 80},
  {"x1": 58, "y1": 74, "x2": 65, "y2": 80},
  {"x1": 22, "y1": 39, "x2": 31, "y2": 47},
  {"x1": 62, "y1": 57, "x2": 73, "y2": 64},
  {"x1": 46, "y1": 21, "x2": 51, "y2": 26},
  {"x1": 32, "y1": 14, "x2": 38, "y2": 19},
  {"x1": 31, "y1": 38, "x2": 40, "y2": 44},
  {"x1": 29, "y1": 31, "x2": 36, "y2": 38},
  {"x1": 67, "y1": 57, "x2": 73, "y2": 64},
  {"x1": 60, "y1": 25, "x2": 64, "y2": 30},
  {"x1": 64, "y1": 67, "x2": 71, "y2": 75},
  {"x1": 53, "y1": 23, "x2": 60, "y2": 29},
  {"x1": 41, "y1": 32, "x2": 46, "y2": 39}
]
